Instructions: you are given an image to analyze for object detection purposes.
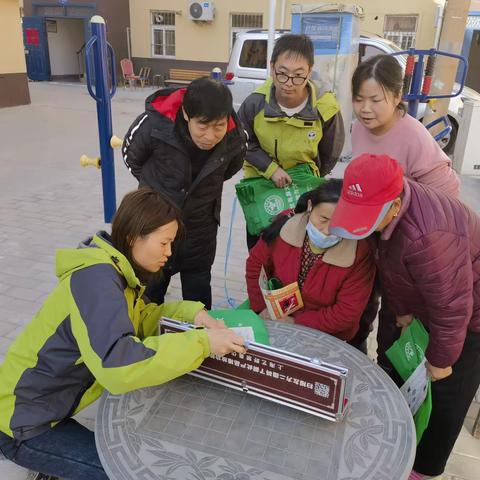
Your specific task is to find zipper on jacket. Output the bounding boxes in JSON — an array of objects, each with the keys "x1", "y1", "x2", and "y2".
[
  {"x1": 274, "y1": 139, "x2": 279, "y2": 163},
  {"x1": 187, "y1": 146, "x2": 227, "y2": 199},
  {"x1": 65, "y1": 379, "x2": 94, "y2": 419}
]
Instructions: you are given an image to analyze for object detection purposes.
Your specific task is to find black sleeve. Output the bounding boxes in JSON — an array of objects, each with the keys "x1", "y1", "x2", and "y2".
[
  {"x1": 318, "y1": 111, "x2": 345, "y2": 177},
  {"x1": 224, "y1": 149, "x2": 245, "y2": 181},
  {"x1": 223, "y1": 119, "x2": 247, "y2": 181},
  {"x1": 122, "y1": 113, "x2": 153, "y2": 180}
]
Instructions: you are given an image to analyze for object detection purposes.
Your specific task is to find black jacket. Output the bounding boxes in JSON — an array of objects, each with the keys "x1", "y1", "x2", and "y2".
[{"x1": 123, "y1": 88, "x2": 246, "y2": 270}]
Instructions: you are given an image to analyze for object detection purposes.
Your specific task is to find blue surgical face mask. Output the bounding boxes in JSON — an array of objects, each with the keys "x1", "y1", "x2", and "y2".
[{"x1": 306, "y1": 221, "x2": 341, "y2": 249}]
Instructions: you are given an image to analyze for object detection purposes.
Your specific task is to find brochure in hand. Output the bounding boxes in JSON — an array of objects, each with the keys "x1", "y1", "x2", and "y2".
[
  {"x1": 209, "y1": 309, "x2": 270, "y2": 346},
  {"x1": 259, "y1": 266, "x2": 303, "y2": 320}
]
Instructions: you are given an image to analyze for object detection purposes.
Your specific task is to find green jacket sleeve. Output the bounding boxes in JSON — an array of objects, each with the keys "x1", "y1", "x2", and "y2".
[
  {"x1": 69, "y1": 264, "x2": 210, "y2": 394},
  {"x1": 139, "y1": 299, "x2": 205, "y2": 338}
]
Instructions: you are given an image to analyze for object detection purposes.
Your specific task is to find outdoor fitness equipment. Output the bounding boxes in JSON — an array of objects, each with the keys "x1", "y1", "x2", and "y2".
[
  {"x1": 80, "y1": 15, "x2": 120, "y2": 223},
  {"x1": 392, "y1": 48, "x2": 468, "y2": 144}
]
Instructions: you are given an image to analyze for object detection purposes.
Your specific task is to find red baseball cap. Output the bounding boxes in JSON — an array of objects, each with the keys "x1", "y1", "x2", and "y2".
[{"x1": 329, "y1": 154, "x2": 404, "y2": 239}]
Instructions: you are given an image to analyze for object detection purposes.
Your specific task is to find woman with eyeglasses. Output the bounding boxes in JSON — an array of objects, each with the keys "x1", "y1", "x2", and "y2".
[{"x1": 238, "y1": 34, "x2": 345, "y2": 250}]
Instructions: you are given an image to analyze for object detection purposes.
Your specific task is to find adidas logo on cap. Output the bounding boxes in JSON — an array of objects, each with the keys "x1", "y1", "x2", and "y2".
[{"x1": 347, "y1": 183, "x2": 363, "y2": 198}]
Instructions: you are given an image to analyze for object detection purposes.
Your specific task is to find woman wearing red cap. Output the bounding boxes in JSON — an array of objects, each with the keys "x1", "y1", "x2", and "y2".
[
  {"x1": 349, "y1": 54, "x2": 461, "y2": 354},
  {"x1": 330, "y1": 153, "x2": 480, "y2": 480},
  {"x1": 246, "y1": 179, "x2": 375, "y2": 343}
]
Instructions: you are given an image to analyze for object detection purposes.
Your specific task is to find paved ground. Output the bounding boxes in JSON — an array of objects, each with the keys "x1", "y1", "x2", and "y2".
[{"x1": 0, "y1": 82, "x2": 479, "y2": 479}]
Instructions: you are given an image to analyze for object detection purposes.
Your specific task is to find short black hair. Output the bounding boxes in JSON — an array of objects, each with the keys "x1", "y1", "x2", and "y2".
[
  {"x1": 182, "y1": 77, "x2": 233, "y2": 122},
  {"x1": 270, "y1": 34, "x2": 314, "y2": 68},
  {"x1": 294, "y1": 178, "x2": 343, "y2": 213},
  {"x1": 261, "y1": 179, "x2": 343, "y2": 244}
]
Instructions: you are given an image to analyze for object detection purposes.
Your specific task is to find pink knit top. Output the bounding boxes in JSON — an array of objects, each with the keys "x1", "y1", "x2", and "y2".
[{"x1": 352, "y1": 113, "x2": 459, "y2": 197}]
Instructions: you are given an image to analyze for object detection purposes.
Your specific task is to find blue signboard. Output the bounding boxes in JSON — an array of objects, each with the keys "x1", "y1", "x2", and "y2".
[
  {"x1": 292, "y1": 12, "x2": 357, "y2": 55},
  {"x1": 302, "y1": 16, "x2": 341, "y2": 50}
]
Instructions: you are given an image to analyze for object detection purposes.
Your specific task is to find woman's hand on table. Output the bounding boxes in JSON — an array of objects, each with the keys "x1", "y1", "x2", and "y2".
[
  {"x1": 194, "y1": 310, "x2": 227, "y2": 329},
  {"x1": 206, "y1": 329, "x2": 246, "y2": 357},
  {"x1": 427, "y1": 362, "x2": 452, "y2": 381}
]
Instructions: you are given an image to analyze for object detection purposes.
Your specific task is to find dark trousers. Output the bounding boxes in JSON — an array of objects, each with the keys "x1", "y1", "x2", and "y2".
[
  {"x1": 348, "y1": 276, "x2": 382, "y2": 355},
  {"x1": 413, "y1": 330, "x2": 480, "y2": 476},
  {"x1": 357, "y1": 275, "x2": 408, "y2": 385},
  {"x1": 0, "y1": 419, "x2": 108, "y2": 480},
  {"x1": 375, "y1": 297, "x2": 404, "y2": 386},
  {"x1": 145, "y1": 266, "x2": 213, "y2": 309},
  {"x1": 376, "y1": 301, "x2": 480, "y2": 476},
  {"x1": 346, "y1": 273, "x2": 384, "y2": 356},
  {"x1": 358, "y1": 272, "x2": 480, "y2": 475},
  {"x1": 246, "y1": 229, "x2": 260, "y2": 251}
]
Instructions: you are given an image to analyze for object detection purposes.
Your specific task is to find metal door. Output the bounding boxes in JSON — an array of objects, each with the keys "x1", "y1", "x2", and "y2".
[{"x1": 23, "y1": 16, "x2": 50, "y2": 81}]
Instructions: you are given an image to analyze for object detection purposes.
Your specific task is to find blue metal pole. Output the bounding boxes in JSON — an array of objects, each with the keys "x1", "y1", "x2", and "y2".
[
  {"x1": 85, "y1": 16, "x2": 117, "y2": 223},
  {"x1": 408, "y1": 51, "x2": 424, "y2": 118}
]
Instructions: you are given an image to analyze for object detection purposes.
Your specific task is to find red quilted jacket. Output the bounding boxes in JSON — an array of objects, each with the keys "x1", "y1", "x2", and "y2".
[
  {"x1": 378, "y1": 179, "x2": 480, "y2": 367},
  {"x1": 246, "y1": 213, "x2": 375, "y2": 340}
]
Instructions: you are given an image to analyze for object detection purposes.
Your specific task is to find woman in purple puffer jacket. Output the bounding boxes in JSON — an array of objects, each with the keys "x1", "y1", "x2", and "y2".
[{"x1": 329, "y1": 153, "x2": 480, "y2": 480}]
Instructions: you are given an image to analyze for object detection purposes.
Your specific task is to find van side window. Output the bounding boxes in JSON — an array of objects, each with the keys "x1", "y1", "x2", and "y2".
[
  {"x1": 239, "y1": 40, "x2": 267, "y2": 69},
  {"x1": 358, "y1": 44, "x2": 386, "y2": 63}
]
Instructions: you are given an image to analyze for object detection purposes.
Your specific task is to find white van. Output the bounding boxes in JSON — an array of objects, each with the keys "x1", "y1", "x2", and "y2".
[{"x1": 226, "y1": 30, "x2": 480, "y2": 153}]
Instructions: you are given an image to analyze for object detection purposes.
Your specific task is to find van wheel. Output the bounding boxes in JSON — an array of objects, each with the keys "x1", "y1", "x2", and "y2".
[
  {"x1": 438, "y1": 116, "x2": 458, "y2": 155},
  {"x1": 421, "y1": 115, "x2": 458, "y2": 155}
]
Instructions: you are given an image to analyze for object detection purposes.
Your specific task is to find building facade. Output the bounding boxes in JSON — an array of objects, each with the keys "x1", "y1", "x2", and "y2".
[
  {"x1": 0, "y1": 0, "x2": 30, "y2": 108},
  {"x1": 22, "y1": 0, "x2": 130, "y2": 80},
  {"x1": 464, "y1": 1, "x2": 480, "y2": 91},
  {"x1": 129, "y1": 0, "x2": 443, "y2": 77}
]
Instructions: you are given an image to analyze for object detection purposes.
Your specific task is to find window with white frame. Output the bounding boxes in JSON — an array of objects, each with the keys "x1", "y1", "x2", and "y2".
[
  {"x1": 467, "y1": 15, "x2": 480, "y2": 30},
  {"x1": 384, "y1": 15, "x2": 418, "y2": 50},
  {"x1": 151, "y1": 11, "x2": 175, "y2": 58},
  {"x1": 231, "y1": 13, "x2": 263, "y2": 49}
]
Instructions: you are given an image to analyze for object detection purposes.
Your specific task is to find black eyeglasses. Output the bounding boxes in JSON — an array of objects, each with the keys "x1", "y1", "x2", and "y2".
[{"x1": 274, "y1": 71, "x2": 308, "y2": 86}]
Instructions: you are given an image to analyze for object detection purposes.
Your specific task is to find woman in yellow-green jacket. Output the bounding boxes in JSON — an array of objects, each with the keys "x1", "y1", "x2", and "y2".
[{"x1": 0, "y1": 188, "x2": 245, "y2": 480}]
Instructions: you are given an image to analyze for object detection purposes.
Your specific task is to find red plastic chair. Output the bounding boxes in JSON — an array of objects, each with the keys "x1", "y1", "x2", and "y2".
[{"x1": 120, "y1": 58, "x2": 141, "y2": 88}]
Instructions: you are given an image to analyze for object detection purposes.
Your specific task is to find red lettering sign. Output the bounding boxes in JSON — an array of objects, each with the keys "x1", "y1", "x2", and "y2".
[{"x1": 26, "y1": 28, "x2": 40, "y2": 46}]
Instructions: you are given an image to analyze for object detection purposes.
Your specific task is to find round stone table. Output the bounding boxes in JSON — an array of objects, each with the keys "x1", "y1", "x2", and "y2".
[{"x1": 95, "y1": 321, "x2": 415, "y2": 480}]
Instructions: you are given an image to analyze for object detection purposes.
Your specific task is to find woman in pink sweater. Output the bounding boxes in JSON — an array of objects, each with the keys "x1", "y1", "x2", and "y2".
[{"x1": 351, "y1": 54, "x2": 459, "y2": 197}]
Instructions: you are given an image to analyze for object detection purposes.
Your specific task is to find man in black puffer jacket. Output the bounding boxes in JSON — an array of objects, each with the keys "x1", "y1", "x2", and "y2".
[{"x1": 122, "y1": 77, "x2": 247, "y2": 308}]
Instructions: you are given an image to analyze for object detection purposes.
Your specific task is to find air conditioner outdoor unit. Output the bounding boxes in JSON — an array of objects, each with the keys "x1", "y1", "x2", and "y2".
[{"x1": 188, "y1": 1, "x2": 215, "y2": 21}]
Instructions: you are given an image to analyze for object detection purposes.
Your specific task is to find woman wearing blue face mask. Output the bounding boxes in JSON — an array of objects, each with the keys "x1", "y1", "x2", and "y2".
[{"x1": 246, "y1": 179, "x2": 376, "y2": 344}]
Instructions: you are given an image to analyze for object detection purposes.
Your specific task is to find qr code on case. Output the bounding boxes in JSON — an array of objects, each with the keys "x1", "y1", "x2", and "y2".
[{"x1": 314, "y1": 382, "x2": 330, "y2": 398}]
